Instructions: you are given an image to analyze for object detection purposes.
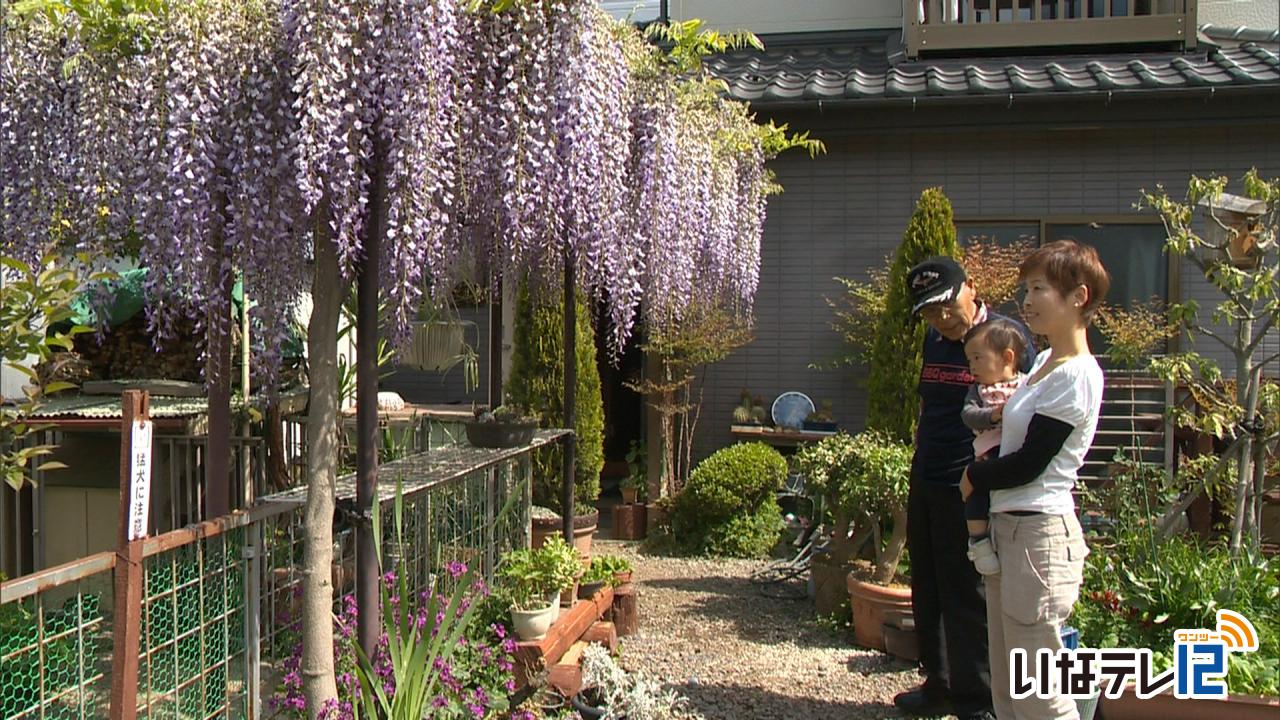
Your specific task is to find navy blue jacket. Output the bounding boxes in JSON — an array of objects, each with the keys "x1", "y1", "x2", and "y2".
[{"x1": 910, "y1": 308, "x2": 1037, "y2": 486}]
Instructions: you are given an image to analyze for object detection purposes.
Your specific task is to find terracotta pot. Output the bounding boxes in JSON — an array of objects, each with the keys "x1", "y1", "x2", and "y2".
[
  {"x1": 1101, "y1": 686, "x2": 1278, "y2": 720},
  {"x1": 612, "y1": 570, "x2": 632, "y2": 585},
  {"x1": 846, "y1": 571, "x2": 912, "y2": 652},
  {"x1": 612, "y1": 503, "x2": 647, "y2": 540},
  {"x1": 531, "y1": 510, "x2": 599, "y2": 561},
  {"x1": 621, "y1": 487, "x2": 639, "y2": 504}
]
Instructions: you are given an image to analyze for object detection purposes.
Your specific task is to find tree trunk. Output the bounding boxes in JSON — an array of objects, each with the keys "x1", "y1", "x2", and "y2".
[
  {"x1": 301, "y1": 233, "x2": 342, "y2": 718},
  {"x1": 872, "y1": 508, "x2": 908, "y2": 585},
  {"x1": 1229, "y1": 321, "x2": 1255, "y2": 553}
]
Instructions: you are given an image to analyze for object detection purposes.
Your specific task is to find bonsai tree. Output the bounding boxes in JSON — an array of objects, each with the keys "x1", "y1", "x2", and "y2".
[
  {"x1": 505, "y1": 281, "x2": 605, "y2": 516},
  {"x1": 1142, "y1": 170, "x2": 1280, "y2": 553},
  {"x1": 866, "y1": 188, "x2": 961, "y2": 443},
  {"x1": 796, "y1": 430, "x2": 912, "y2": 583}
]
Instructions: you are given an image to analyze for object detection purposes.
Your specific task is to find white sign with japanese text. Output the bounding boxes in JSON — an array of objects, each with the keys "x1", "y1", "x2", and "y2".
[{"x1": 127, "y1": 420, "x2": 153, "y2": 541}]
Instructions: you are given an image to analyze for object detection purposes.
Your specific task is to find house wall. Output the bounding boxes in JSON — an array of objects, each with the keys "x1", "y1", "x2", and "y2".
[
  {"x1": 691, "y1": 95, "x2": 1280, "y2": 463},
  {"x1": 1200, "y1": 0, "x2": 1279, "y2": 29},
  {"x1": 665, "y1": 1, "x2": 1277, "y2": 35},
  {"x1": 669, "y1": 0, "x2": 902, "y2": 34}
]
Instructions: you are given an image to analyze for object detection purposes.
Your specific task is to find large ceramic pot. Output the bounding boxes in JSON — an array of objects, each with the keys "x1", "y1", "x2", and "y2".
[
  {"x1": 846, "y1": 571, "x2": 912, "y2": 652},
  {"x1": 1101, "y1": 686, "x2": 1278, "y2": 720},
  {"x1": 465, "y1": 419, "x2": 537, "y2": 448},
  {"x1": 532, "y1": 509, "x2": 599, "y2": 560},
  {"x1": 511, "y1": 601, "x2": 558, "y2": 641}
]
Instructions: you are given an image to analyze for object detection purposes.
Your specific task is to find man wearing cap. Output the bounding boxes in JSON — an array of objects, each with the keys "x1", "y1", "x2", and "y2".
[{"x1": 893, "y1": 257, "x2": 1035, "y2": 720}]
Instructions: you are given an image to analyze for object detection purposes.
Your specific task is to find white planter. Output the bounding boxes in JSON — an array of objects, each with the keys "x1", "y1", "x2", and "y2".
[
  {"x1": 511, "y1": 602, "x2": 558, "y2": 641},
  {"x1": 406, "y1": 320, "x2": 475, "y2": 371}
]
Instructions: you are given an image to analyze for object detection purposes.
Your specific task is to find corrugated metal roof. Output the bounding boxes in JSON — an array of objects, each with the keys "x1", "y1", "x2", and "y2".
[
  {"x1": 706, "y1": 28, "x2": 1280, "y2": 105},
  {"x1": 26, "y1": 394, "x2": 212, "y2": 419}
]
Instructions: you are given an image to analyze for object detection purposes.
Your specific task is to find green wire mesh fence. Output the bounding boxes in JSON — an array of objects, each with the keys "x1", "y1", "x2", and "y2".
[
  {"x1": 2, "y1": 432, "x2": 554, "y2": 720},
  {"x1": 0, "y1": 554, "x2": 114, "y2": 720}
]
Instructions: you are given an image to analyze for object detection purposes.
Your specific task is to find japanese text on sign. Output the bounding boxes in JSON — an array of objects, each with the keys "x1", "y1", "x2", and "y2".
[{"x1": 127, "y1": 420, "x2": 153, "y2": 541}]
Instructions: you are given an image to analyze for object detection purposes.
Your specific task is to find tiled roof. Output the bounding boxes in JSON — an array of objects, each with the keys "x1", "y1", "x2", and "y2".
[{"x1": 706, "y1": 28, "x2": 1280, "y2": 105}]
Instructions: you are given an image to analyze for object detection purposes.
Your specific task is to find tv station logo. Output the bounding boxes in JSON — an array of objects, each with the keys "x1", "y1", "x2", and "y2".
[{"x1": 1010, "y1": 609, "x2": 1260, "y2": 701}]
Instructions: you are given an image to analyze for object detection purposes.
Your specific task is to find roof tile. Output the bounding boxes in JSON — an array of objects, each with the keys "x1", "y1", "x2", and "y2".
[{"x1": 705, "y1": 31, "x2": 1280, "y2": 105}]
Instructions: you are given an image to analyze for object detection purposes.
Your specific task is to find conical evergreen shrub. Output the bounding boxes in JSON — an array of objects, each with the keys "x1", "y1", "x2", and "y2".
[
  {"x1": 505, "y1": 281, "x2": 604, "y2": 515},
  {"x1": 866, "y1": 187, "x2": 960, "y2": 443}
]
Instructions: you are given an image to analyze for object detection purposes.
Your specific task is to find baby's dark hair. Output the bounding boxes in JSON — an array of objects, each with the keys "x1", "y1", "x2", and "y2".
[{"x1": 963, "y1": 318, "x2": 1026, "y2": 360}]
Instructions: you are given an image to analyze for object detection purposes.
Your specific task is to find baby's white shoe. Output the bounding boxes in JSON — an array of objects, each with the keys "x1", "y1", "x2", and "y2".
[{"x1": 967, "y1": 537, "x2": 1000, "y2": 575}]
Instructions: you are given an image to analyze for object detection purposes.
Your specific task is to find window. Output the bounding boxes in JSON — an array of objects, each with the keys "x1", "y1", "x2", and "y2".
[{"x1": 957, "y1": 218, "x2": 1174, "y2": 358}]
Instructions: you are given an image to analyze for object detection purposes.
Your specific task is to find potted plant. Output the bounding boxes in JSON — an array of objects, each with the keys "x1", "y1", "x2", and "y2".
[
  {"x1": 537, "y1": 534, "x2": 585, "y2": 609},
  {"x1": 802, "y1": 399, "x2": 838, "y2": 432},
  {"x1": 576, "y1": 559, "x2": 612, "y2": 600},
  {"x1": 497, "y1": 548, "x2": 559, "y2": 642},
  {"x1": 620, "y1": 440, "x2": 647, "y2": 504},
  {"x1": 531, "y1": 503, "x2": 601, "y2": 559},
  {"x1": 406, "y1": 295, "x2": 478, "y2": 373},
  {"x1": 731, "y1": 388, "x2": 757, "y2": 425},
  {"x1": 465, "y1": 404, "x2": 538, "y2": 448},
  {"x1": 796, "y1": 430, "x2": 912, "y2": 650},
  {"x1": 589, "y1": 554, "x2": 634, "y2": 587}
]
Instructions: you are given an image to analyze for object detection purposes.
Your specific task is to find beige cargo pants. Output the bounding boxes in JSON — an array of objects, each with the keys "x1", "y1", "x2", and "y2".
[{"x1": 986, "y1": 512, "x2": 1089, "y2": 720}]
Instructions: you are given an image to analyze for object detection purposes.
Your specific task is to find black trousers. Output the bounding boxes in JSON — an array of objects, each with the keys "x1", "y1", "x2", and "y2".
[{"x1": 907, "y1": 479, "x2": 992, "y2": 714}]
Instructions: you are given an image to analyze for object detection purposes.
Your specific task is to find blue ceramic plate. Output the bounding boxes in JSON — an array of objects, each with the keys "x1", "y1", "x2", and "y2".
[{"x1": 771, "y1": 392, "x2": 815, "y2": 430}]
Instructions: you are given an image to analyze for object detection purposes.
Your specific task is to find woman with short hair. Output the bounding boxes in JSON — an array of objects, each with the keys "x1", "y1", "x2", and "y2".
[{"x1": 960, "y1": 239, "x2": 1111, "y2": 720}]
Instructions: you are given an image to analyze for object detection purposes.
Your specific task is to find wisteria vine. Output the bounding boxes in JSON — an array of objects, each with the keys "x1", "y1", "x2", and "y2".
[{"x1": 2, "y1": 0, "x2": 785, "y2": 368}]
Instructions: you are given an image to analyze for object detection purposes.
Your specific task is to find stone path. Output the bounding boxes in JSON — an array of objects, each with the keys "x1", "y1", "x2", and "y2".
[{"x1": 593, "y1": 539, "x2": 923, "y2": 720}]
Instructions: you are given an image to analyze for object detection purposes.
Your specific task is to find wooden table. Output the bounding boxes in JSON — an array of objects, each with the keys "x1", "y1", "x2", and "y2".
[{"x1": 730, "y1": 424, "x2": 836, "y2": 448}]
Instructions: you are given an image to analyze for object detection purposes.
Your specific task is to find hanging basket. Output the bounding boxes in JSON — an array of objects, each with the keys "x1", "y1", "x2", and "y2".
[{"x1": 406, "y1": 320, "x2": 474, "y2": 371}]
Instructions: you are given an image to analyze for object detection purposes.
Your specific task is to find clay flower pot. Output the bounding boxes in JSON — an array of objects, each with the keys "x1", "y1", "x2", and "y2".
[
  {"x1": 532, "y1": 509, "x2": 599, "y2": 561},
  {"x1": 847, "y1": 570, "x2": 912, "y2": 652}
]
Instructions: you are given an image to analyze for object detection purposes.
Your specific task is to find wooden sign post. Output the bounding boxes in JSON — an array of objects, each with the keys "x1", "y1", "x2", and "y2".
[{"x1": 110, "y1": 389, "x2": 150, "y2": 720}]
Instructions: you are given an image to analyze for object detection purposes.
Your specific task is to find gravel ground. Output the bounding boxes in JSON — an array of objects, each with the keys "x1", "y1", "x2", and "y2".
[{"x1": 594, "y1": 539, "x2": 924, "y2": 720}]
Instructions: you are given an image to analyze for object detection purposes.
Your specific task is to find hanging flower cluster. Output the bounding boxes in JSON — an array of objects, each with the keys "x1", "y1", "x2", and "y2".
[{"x1": 451, "y1": 1, "x2": 779, "y2": 358}]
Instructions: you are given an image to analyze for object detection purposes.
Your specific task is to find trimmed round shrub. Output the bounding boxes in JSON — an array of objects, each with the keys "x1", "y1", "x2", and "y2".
[
  {"x1": 672, "y1": 442, "x2": 787, "y2": 557},
  {"x1": 700, "y1": 505, "x2": 786, "y2": 558}
]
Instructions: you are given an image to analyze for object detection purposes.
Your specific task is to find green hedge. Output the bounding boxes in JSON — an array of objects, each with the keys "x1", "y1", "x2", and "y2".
[{"x1": 672, "y1": 442, "x2": 786, "y2": 558}]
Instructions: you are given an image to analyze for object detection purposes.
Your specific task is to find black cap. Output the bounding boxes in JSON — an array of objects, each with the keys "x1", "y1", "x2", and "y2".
[{"x1": 907, "y1": 256, "x2": 967, "y2": 314}]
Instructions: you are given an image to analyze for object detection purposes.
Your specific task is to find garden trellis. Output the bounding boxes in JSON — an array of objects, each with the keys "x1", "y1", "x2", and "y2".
[{"x1": 2, "y1": 1, "x2": 808, "y2": 716}]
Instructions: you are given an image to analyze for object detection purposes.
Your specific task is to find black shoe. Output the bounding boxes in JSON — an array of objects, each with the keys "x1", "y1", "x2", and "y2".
[
  {"x1": 892, "y1": 688, "x2": 952, "y2": 716},
  {"x1": 955, "y1": 712, "x2": 995, "y2": 720}
]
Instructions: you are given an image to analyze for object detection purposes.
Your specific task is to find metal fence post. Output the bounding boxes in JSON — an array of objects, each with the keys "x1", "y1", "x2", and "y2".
[
  {"x1": 485, "y1": 466, "x2": 496, "y2": 579},
  {"x1": 244, "y1": 521, "x2": 262, "y2": 718}
]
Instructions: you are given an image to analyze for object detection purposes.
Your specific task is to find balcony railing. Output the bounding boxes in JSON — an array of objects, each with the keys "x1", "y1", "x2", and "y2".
[{"x1": 905, "y1": 0, "x2": 1196, "y2": 58}]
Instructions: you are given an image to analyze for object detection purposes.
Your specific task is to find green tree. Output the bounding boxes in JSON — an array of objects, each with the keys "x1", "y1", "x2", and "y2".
[
  {"x1": 1142, "y1": 170, "x2": 1280, "y2": 553},
  {"x1": 1, "y1": 255, "x2": 104, "y2": 490},
  {"x1": 505, "y1": 281, "x2": 604, "y2": 515},
  {"x1": 866, "y1": 188, "x2": 960, "y2": 442}
]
